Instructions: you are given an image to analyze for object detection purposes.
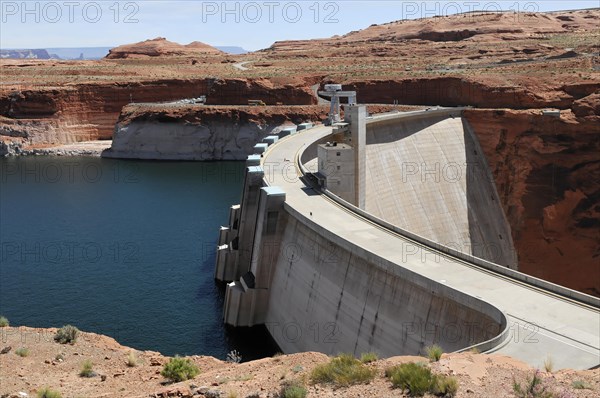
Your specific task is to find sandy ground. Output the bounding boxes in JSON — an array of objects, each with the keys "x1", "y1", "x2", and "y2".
[{"x1": 0, "y1": 326, "x2": 598, "y2": 398}]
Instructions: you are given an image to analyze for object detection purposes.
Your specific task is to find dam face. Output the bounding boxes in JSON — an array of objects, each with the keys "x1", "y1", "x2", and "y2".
[
  {"x1": 214, "y1": 106, "x2": 600, "y2": 369},
  {"x1": 363, "y1": 114, "x2": 517, "y2": 268},
  {"x1": 263, "y1": 212, "x2": 504, "y2": 355}
]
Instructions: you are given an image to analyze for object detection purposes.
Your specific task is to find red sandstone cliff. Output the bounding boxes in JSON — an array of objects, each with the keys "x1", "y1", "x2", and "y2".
[{"x1": 465, "y1": 109, "x2": 600, "y2": 296}]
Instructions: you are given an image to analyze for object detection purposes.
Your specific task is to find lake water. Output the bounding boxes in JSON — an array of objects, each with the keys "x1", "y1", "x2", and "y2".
[{"x1": 0, "y1": 157, "x2": 278, "y2": 360}]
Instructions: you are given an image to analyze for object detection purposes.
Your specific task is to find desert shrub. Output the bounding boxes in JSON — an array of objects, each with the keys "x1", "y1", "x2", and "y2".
[
  {"x1": 79, "y1": 359, "x2": 95, "y2": 377},
  {"x1": 280, "y1": 380, "x2": 308, "y2": 398},
  {"x1": 37, "y1": 387, "x2": 62, "y2": 398},
  {"x1": 54, "y1": 325, "x2": 79, "y2": 344},
  {"x1": 571, "y1": 380, "x2": 592, "y2": 390},
  {"x1": 161, "y1": 356, "x2": 200, "y2": 382},
  {"x1": 426, "y1": 344, "x2": 443, "y2": 362},
  {"x1": 360, "y1": 352, "x2": 379, "y2": 363},
  {"x1": 0, "y1": 316, "x2": 8, "y2": 327},
  {"x1": 513, "y1": 370, "x2": 554, "y2": 398},
  {"x1": 386, "y1": 362, "x2": 433, "y2": 396},
  {"x1": 126, "y1": 351, "x2": 138, "y2": 367},
  {"x1": 310, "y1": 353, "x2": 376, "y2": 387},
  {"x1": 15, "y1": 347, "x2": 30, "y2": 357},
  {"x1": 432, "y1": 374, "x2": 459, "y2": 397},
  {"x1": 543, "y1": 357, "x2": 554, "y2": 373}
]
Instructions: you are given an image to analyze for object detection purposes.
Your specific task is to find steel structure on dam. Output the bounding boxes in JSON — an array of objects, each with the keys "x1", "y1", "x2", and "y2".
[{"x1": 214, "y1": 106, "x2": 600, "y2": 370}]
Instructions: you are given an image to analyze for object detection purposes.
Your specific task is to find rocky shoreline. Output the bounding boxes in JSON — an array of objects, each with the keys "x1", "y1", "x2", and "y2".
[
  {"x1": 0, "y1": 140, "x2": 112, "y2": 157},
  {"x1": 0, "y1": 325, "x2": 598, "y2": 398}
]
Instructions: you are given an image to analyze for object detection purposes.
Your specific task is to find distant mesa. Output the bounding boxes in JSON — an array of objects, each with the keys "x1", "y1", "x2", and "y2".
[
  {"x1": 105, "y1": 37, "x2": 224, "y2": 59},
  {"x1": 0, "y1": 49, "x2": 52, "y2": 59}
]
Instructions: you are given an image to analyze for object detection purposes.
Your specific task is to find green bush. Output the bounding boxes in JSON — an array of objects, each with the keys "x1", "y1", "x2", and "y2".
[
  {"x1": 161, "y1": 356, "x2": 200, "y2": 382},
  {"x1": 386, "y1": 362, "x2": 433, "y2": 396},
  {"x1": 15, "y1": 347, "x2": 30, "y2": 357},
  {"x1": 310, "y1": 353, "x2": 376, "y2": 387},
  {"x1": 432, "y1": 374, "x2": 459, "y2": 397},
  {"x1": 360, "y1": 352, "x2": 379, "y2": 363},
  {"x1": 280, "y1": 380, "x2": 308, "y2": 398},
  {"x1": 54, "y1": 325, "x2": 79, "y2": 344},
  {"x1": 426, "y1": 344, "x2": 443, "y2": 362},
  {"x1": 79, "y1": 359, "x2": 95, "y2": 378},
  {"x1": 0, "y1": 316, "x2": 9, "y2": 327},
  {"x1": 37, "y1": 387, "x2": 62, "y2": 398}
]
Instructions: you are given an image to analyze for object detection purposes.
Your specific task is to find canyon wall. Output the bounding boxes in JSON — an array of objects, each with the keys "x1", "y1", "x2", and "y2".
[
  {"x1": 0, "y1": 78, "x2": 316, "y2": 150},
  {"x1": 464, "y1": 109, "x2": 600, "y2": 296},
  {"x1": 3, "y1": 77, "x2": 596, "y2": 151},
  {"x1": 348, "y1": 78, "x2": 599, "y2": 110}
]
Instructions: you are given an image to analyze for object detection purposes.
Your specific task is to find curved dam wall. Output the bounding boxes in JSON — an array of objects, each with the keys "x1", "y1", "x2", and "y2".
[
  {"x1": 263, "y1": 208, "x2": 505, "y2": 356},
  {"x1": 363, "y1": 113, "x2": 518, "y2": 268},
  {"x1": 216, "y1": 107, "x2": 599, "y2": 368},
  {"x1": 215, "y1": 111, "x2": 506, "y2": 357}
]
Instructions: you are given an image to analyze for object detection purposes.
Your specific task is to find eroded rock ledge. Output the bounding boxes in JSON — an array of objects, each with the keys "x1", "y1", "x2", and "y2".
[{"x1": 103, "y1": 104, "x2": 405, "y2": 161}]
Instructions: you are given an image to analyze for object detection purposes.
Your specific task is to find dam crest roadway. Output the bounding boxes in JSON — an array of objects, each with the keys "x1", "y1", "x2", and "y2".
[{"x1": 214, "y1": 106, "x2": 600, "y2": 371}]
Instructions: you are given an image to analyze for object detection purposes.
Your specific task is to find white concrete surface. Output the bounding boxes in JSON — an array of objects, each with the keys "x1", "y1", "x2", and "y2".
[
  {"x1": 259, "y1": 112, "x2": 600, "y2": 370},
  {"x1": 364, "y1": 114, "x2": 517, "y2": 268}
]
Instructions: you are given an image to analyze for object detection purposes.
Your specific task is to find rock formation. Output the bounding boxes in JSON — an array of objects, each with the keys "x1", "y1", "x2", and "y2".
[{"x1": 105, "y1": 37, "x2": 223, "y2": 58}]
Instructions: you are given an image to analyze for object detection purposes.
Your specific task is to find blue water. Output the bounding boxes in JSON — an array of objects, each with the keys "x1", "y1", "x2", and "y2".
[{"x1": 0, "y1": 157, "x2": 277, "y2": 360}]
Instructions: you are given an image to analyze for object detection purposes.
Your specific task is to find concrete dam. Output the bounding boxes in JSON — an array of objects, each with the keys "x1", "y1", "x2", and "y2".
[{"x1": 214, "y1": 106, "x2": 600, "y2": 370}]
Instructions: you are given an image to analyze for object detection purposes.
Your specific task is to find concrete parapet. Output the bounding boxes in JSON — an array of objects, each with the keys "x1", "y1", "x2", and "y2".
[
  {"x1": 279, "y1": 126, "x2": 298, "y2": 138},
  {"x1": 297, "y1": 122, "x2": 314, "y2": 131},
  {"x1": 253, "y1": 143, "x2": 269, "y2": 154},
  {"x1": 246, "y1": 154, "x2": 261, "y2": 167},
  {"x1": 263, "y1": 135, "x2": 279, "y2": 145}
]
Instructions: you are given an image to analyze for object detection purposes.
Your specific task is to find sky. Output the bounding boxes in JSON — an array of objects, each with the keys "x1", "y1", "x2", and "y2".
[{"x1": 1, "y1": 0, "x2": 598, "y2": 51}]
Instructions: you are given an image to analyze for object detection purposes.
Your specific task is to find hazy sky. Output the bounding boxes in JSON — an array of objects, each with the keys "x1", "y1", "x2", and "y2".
[{"x1": 1, "y1": 0, "x2": 598, "y2": 50}]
